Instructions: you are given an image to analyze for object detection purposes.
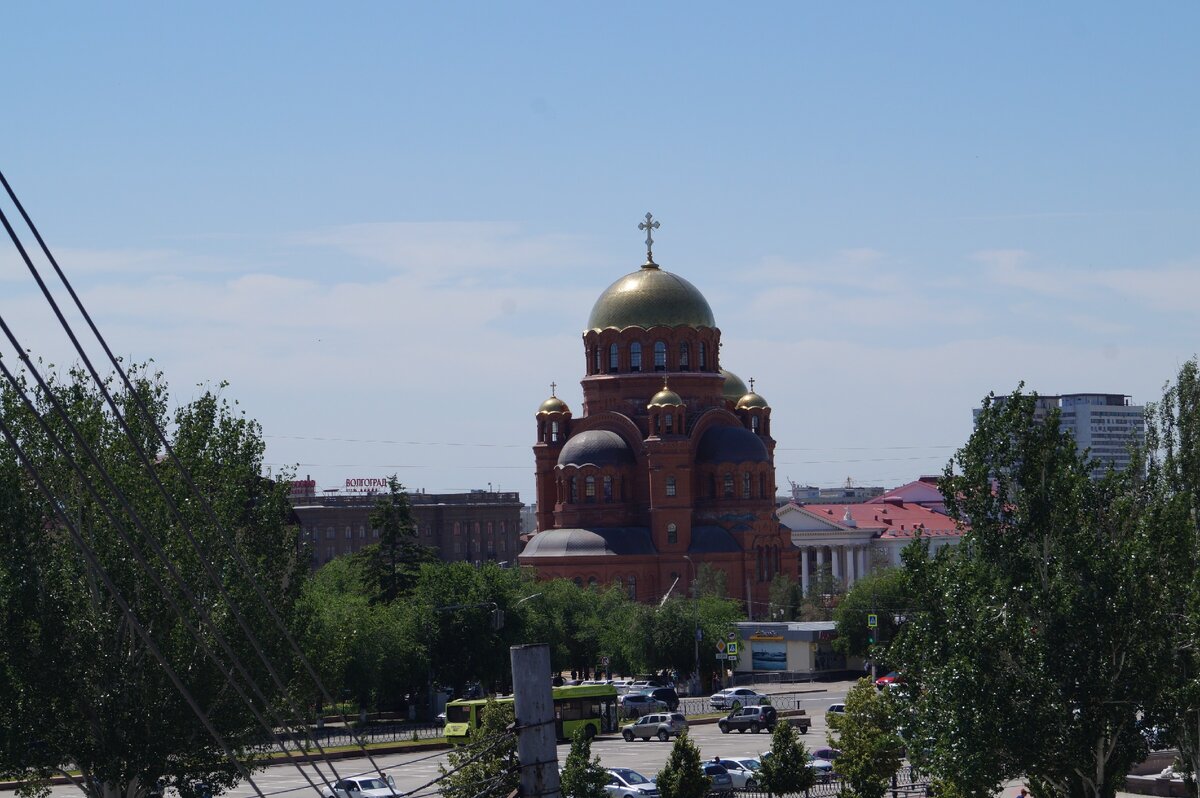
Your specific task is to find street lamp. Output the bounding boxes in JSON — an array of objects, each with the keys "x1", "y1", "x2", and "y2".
[{"x1": 683, "y1": 555, "x2": 700, "y2": 695}]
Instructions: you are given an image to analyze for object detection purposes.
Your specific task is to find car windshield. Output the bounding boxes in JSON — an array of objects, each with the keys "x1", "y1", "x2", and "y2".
[
  {"x1": 735, "y1": 759, "x2": 760, "y2": 771},
  {"x1": 612, "y1": 770, "x2": 649, "y2": 785},
  {"x1": 355, "y1": 780, "x2": 389, "y2": 791}
]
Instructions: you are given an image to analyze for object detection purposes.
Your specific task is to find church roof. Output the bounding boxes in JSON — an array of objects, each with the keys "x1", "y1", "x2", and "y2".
[
  {"x1": 587, "y1": 264, "x2": 716, "y2": 331},
  {"x1": 720, "y1": 369, "x2": 748, "y2": 403},
  {"x1": 557, "y1": 429, "x2": 637, "y2": 468},
  {"x1": 520, "y1": 527, "x2": 656, "y2": 557},
  {"x1": 695, "y1": 425, "x2": 770, "y2": 464},
  {"x1": 688, "y1": 525, "x2": 742, "y2": 553}
]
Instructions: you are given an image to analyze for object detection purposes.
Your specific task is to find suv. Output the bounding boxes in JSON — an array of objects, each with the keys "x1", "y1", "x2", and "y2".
[
  {"x1": 702, "y1": 763, "x2": 734, "y2": 793},
  {"x1": 619, "y1": 693, "x2": 668, "y2": 718},
  {"x1": 644, "y1": 686, "x2": 680, "y2": 711},
  {"x1": 718, "y1": 705, "x2": 777, "y2": 734},
  {"x1": 622, "y1": 712, "x2": 688, "y2": 741}
]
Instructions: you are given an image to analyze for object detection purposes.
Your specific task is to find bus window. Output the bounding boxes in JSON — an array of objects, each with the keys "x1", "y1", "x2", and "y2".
[{"x1": 446, "y1": 705, "x2": 472, "y2": 724}]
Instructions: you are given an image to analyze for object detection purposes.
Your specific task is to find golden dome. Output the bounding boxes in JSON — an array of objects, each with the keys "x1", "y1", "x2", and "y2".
[
  {"x1": 720, "y1": 369, "x2": 748, "y2": 403},
  {"x1": 736, "y1": 391, "x2": 769, "y2": 410},
  {"x1": 538, "y1": 396, "x2": 569, "y2": 415},
  {"x1": 587, "y1": 264, "x2": 716, "y2": 332},
  {"x1": 648, "y1": 378, "x2": 684, "y2": 408}
]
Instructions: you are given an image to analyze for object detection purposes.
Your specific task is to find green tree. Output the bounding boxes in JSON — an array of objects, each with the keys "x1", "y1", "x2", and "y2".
[
  {"x1": 358, "y1": 476, "x2": 437, "y2": 604},
  {"x1": 1141, "y1": 359, "x2": 1200, "y2": 793},
  {"x1": 757, "y1": 719, "x2": 816, "y2": 796},
  {"x1": 656, "y1": 730, "x2": 710, "y2": 798},
  {"x1": 893, "y1": 389, "x2": 1175, "y2": 798},
  {"x1": 694, "y1": 562, "x2": 727, "y2": 598},
  {"x1": 560, "y1": 726, "x2": 609, "y2": 798},
  {"x1": 439, "y1": 698, "x2": 518, "y2": 798},
  {"x1": 0, "y1": 365, "x2": 305, "y2": 798},
  {"x1": 832, "y1": 568, "x2": 909, "y2": 660},
  {"x1": 827, "y1": 678, "x2": 904, "y2": 798},
  {"x1": 767, "y1": 573, "x2": 802, "y2": 621},
  {"x1": 797, "y1": 564, "x2": 838, "y2": 621}
]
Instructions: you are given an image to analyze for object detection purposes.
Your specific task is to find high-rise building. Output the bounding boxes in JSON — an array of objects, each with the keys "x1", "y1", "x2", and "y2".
[{"x1": 973, "y1": 393, "x2": 1145, "y2": 477}]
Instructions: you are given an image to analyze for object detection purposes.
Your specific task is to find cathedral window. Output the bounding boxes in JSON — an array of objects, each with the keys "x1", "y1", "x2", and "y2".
[
  {"x1": 603, "y1": 475, "x2": 613, "y2": 502},
  {"x1": 608, "y1": 343, "x2": 619, "y2": 372},
  {"x1": 654, "y1": 340, "x2": 667, "y2": 371},
  {"x1": 743, "y1": 472, "x2": 752, "y2": 499},
  {"x1": 667, "y1": 522, "x2": 677, "y2": 544},
  {"x1": 453, "y1": 522, "x2": 461, "y2": 536},
  {"x1": 585, "y1": 475, "x2": 596, "y2": 502},
  {"x1": 723, "y1": 473, "x2": 734, "y2": 498},
  {"x1": 630, "y1": 342, "x2": 642, "y2": 372},
  {"x1": 550, "y1": 420, "x2": 560, "y2": 442},
  {"x1": 664, "y1": 413, "x2": 673, "y2": 434},
  {"x1": 626, "y1": 575, "x2": 637, "y2": 600},
  {"x1": 665, "y1": 476, "x2": 676, "y2": 497},
  {"x1": 587, "y1": 576, "x2": 598, "y2": 588},
  {"x1": 751, "y1": 415, "x2": 760, "y2": 433},
  {"x1": 570, "y1": 477, "x2": 578, "y2": 503},
  {"x1": 679, "y1": 342, "x2": 690, "y2": 370},
  {"x1": 699, "y1": 342, "x2": 708, "y2": 371}
]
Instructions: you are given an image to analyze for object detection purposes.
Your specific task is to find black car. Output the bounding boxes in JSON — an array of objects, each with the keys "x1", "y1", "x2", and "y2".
[
  {"x1": 645, "y1": 686, "x2": 680, "y2": 711},
  {"x1": 718, "y1": 705, "x2": 777, "y2": 733}
]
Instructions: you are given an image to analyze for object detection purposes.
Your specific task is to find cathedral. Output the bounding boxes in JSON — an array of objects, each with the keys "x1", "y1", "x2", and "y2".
[{"x1": 518, "y1": 215, "x2": 795, "y2": 615}]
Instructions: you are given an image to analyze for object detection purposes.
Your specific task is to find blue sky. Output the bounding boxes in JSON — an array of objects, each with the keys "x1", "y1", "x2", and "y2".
[{"x1": 3, "y1": 3, "x2": 1198, "y2": 498}]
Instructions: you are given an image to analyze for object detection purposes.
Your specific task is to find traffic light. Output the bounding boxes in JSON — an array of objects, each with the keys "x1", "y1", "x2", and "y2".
[{"x1": 867, "y1": 629, "x2": 876, "y2": 644}]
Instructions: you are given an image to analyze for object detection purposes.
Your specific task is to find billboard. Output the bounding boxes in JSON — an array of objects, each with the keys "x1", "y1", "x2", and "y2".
[{"x1": 751, "y1": 641, "x2": 787, "y2": 671}]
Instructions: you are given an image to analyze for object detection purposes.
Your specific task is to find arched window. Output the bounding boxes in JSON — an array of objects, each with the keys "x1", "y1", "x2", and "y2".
[
  {"x1": 664, "y1": 413, "x2": 673, "y2": 434},
  {"x1": 603, "y1": 475, "x2": 613, "y2": 502},
  {"x1": 585, "y1": 475, "x2": 596, "y2": 502},
  {"x1": 699, "y1": 341, "x2": 708, "y2": 371},
  {"x1": 550, "y1": 420, "x2": 559, "y2": 442},
  {"x1": 723, "y1": 473, "x2": 735, "y2": 498},
  {"x1": 743, "y1": 472, "x2": 752, "y2": 499},
  {"x1": 679, "y1": 342, "x2": 690, "y2": 370},
  {"x1": 569, "y1": 477, "x2": 578, "y2": 503},
  {"x1": 587, "y1": 576, "x2": 598, "y2": 588},
  {"x1": 665, "y1": 476, "x2": 677, "y2": 497},
  {"x1": 574, "y1": 577, "x2": 583, "y2": 587},
  {"x1": 608, "y1": 343, "x2": 619, "y2": 372},
  {"x1": 654, "y1": 341, "x2": 667, "y2": 371},
  {"x1": 626, "y1": 575, "x2": 637, "y2": 600},
  {"x1": 667, "y1": 522, "x2": 678, "y2": 544},
  {"x1": 499, "y1": 521, "x2": 506, "y2": 534},
  {"x1": 453, "y1": 522, "x2": 461, "y2": 536},
  {"x1": 630, "y1": 342, "x2": 642, "y2": 372},
  {"x1": 751, "y1": 416, "x2": 760, "y2": 433}
]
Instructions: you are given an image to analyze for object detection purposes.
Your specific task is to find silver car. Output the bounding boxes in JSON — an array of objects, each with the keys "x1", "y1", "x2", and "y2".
[
  {"x1": 605, "y1": 769, "x2": 659, "y2": 798},
  {"x1": 702, "y1": 763, "x2": 734, "y2": 794},
  {"x1": 622, "y1": 712, "x2": 688, "y2": 741},
  {"x1": 714, "y1": 758, "x2": 760, "y2": 790}
]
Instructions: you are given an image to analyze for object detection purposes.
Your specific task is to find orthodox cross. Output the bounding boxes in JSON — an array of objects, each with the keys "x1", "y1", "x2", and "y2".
[
  {"x1": 638, "y1": 212, "x2": 661, "y2": 263},
  {"x1": 550, "y1": 381, "x2": 557, "y2": 397},
  {"x1": 749, "y1": 377, "x2": 756, "y2": 392}
]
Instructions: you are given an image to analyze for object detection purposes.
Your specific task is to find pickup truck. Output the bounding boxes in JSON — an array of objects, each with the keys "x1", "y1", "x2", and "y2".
[{"x1": 718, "y1": 706, "x2": 810, "y2": 734}]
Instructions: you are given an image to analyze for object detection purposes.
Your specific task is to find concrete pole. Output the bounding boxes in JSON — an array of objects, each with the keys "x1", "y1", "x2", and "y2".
[
  {"x1": 510, "y1": 644, "x2": 560, "y2": 798},
  {"x1": 800, "y1": 547, "x2": 810, "y2": 596}
]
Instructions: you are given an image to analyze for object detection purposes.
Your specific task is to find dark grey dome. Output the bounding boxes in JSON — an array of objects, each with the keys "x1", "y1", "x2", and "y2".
[
  {"x1": 696, "y1": 425, "x2": 770, "y2": 464},
  {"x1": 520, "y1": 527, "x2": 655, "y2": 557},
  {"x1": 557, "y1": 429, "x2": 636, "y2": 467}
]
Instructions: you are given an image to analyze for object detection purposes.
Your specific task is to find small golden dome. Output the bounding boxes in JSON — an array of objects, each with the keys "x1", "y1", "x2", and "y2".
[
  {"x1": 538, "y1": 383, "x2": 570, "y2": 415},
  {"x1": 736, "y1": 391, "x2": 769, "y2": 410},
  {"x1": 648, "y1": 378, "x2": 684, "y2": 408}
]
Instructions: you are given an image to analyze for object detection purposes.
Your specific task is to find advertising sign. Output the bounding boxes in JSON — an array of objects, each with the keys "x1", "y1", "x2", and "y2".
[{"x1": 751, "y1": 640, "x2": 786, "y2": 671}]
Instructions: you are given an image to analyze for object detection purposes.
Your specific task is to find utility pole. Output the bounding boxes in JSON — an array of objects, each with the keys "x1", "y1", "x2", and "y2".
[
  {"x1": 684, "y1": 555, "x2": 700, "y2": 694},
  {"x1": 511, "y1": 644, "x2": 560, "y2": 798}
]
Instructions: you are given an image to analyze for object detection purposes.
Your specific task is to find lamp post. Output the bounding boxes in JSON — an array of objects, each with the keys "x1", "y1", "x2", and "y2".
[{"x1": 684, "y1": 555, "x2": 700, "y2": 695}]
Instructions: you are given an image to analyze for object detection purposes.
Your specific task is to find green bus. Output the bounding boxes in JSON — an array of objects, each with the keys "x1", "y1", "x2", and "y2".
[{"x1": 443, "y1": 684, "x2": 619, "y2": 743}]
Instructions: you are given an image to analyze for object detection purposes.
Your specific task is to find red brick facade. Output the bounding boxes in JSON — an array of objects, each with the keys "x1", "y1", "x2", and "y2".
[{"x1": 519, "y1": 254, "x2": 795, "y2": 616}]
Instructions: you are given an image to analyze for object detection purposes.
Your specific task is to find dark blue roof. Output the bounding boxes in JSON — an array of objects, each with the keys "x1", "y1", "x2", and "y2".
[
  {"x1": 558, "y1": 429, "x2": 637, "y2": 468},
  {"x1": 695, "y1": 425, "x2": 770, "y2": 464},
  {"x1": 688, "y1": 525, "x2": 741, "y2": 553},
  {"x1": 520, "y1": 527, "x2": 656, "y2": 557}
]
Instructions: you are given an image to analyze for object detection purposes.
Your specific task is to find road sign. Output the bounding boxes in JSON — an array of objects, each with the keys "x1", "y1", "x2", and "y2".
[
  {"x1": 601, "y1": 655, "x2": 610, "y2": 667},
  {"x1": 716, "y1": 640, "x2": 726, "y2": 653},
  {"x1": 727, "y1": 641, "x2": 739, "y2": 656},
  {"x1": 727, "y1": 632, "x2": 736, "y2": 641},
  {"x1": 867, "y1": 613, "x2": 878, "y2": 628}
]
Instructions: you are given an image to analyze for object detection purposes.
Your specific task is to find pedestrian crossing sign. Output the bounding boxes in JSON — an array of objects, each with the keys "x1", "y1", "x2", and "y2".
[{"x1": 727, "y1": 641, "x2": 738, "y2": 656}]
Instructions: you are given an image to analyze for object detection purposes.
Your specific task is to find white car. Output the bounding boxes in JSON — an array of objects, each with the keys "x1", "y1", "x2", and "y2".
[
  {"x1": 808, "y1": 757, "x2": 835, "y2": 782},
  {"x1": 716, "y1": 758, "x2": 761, "y2": 790},
  {"x1": 827, "y1": 703, "x2": 846, "y2": 716},
  {"x1": 605, "y1": 768, "x2": 659, "y2": 798},
  {"x1": 612, "y1": 679, "x2": 635, "y2": 694},
  {"x1": 325, "y1": 776, "x2": 399, "y2": 798},
  {"x1": 709, "y1": 687, "x2": 768, "y2": 710}
]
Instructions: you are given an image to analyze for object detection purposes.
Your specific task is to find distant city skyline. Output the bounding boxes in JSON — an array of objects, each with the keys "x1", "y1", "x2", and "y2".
[{"x1": 2, "y1": 3, "x2": 1197, "y2": 500}]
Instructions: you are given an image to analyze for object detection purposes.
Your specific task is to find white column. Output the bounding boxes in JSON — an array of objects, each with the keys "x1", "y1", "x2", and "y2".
[
  {"x1": 831, "y1": 545, "x2": 841, "y2": 581},
  {"x1": 816, "y1": 546, "x2": 825, "y2": 575},
  {"x1": 857, "y1": 545, "x2": 867, "y2": 578},
  {"x1": 845, "y1": 545, "x2": 856, "y2": 587},
  {"x1": 800, "y1": 547, "x2": 810, "y2": 595}
]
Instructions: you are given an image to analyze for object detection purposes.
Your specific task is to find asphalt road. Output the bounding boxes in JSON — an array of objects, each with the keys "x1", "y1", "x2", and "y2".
[{"x1": 39, "y1": 680, "x2": 858, "y2": 798}]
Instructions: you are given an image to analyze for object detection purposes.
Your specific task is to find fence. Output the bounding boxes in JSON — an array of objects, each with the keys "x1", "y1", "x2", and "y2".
[
  {"x1": 732, "y1": 766, "x2": 930, "y2": 798},
  {"x1": 678, "y1": 693, "x2": 808, "y2": 717},
  {"x1": 275, "y1": 721, "x2": 446, "y2": 751}
]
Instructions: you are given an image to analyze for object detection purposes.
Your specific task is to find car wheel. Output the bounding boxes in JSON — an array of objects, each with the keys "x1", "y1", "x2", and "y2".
[
  {"x1": 746, "y1": 780, "x2": 757, "y2": 790},
  {"x1": 751, "y1": 722, "x2": 760, "y2": 733},
  {"x1": 719, "y1": 722, "x2": 729, "y2": 734},
  {"x1": 658, "y1": 729, "x2": 669, "y2": 742},
  {"x1": 623, "y1": 729, "x2": 634, "y2": 742}
]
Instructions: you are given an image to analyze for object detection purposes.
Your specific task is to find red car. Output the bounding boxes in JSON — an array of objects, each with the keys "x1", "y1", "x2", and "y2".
[{"x1": 875, "y1": 671, "x2": 900, "y2": 689}]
